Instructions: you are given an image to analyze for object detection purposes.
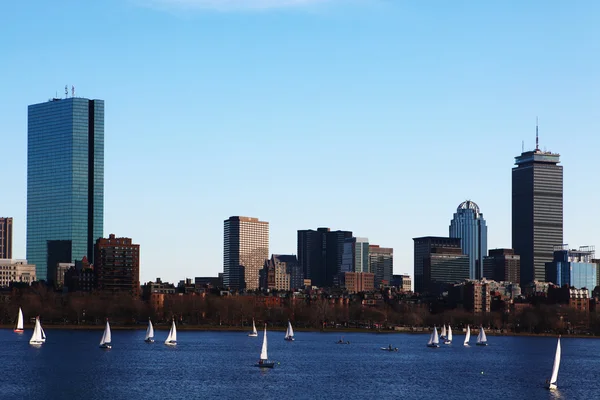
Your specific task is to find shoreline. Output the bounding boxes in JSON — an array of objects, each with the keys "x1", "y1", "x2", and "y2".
[{"x1": 3, "y1": 324, "x2": 598, "y2": 338}]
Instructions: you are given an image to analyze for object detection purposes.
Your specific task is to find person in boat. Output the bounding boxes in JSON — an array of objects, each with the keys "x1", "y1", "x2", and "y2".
[
  {"x1": 259, "y1": 360, "x2": 263, "y2": 365},
  {"x1": 388, "y1": 344, "x2": 392, "y2": 350}
]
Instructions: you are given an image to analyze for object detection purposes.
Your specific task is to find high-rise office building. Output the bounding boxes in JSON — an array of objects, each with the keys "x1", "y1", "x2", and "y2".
[
  {"x1": 0, "y1": 217, "x2": 13, "y2": 259},
  {"x1": 341, "y1": 237, "x2": 369, "y2": 273},
  {"x1": 512, "y1": 126, "x2": 562, "y2": 286},
  {"x1": 223, "y1": 216, "x2": 269, "y2": 290},
  {"x1": 483, "y1": 248, "x2": 520, "y2": 283},
  {"x1": 95, "y1": 234, "x2": 140, "y2": 296},
  {"x1": 297, "y1": 227, "x2": 352, "y2": 288},
  {"x1": 27, "y1": 96, "x2": 104, "y2": 282},
  {"x1": 423, "y1": 247, "x2": 470, "y2": 294},
  {"x1": 449, "y1": 200, "x2": 487, "y2": 279},
  {"x1": 368, "y1": 245, "x2": 393, "y2": 288},
  {"x1": 413, "y1": 236, "x2": 462, "y2": 293},
  {"x1": 545, "y1": 245, "x2": 597, "y2": 290}
]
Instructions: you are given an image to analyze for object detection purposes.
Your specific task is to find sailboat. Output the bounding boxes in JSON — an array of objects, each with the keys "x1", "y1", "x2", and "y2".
[
  {"x1": 165, "y1": 319, "x2": 177, "y2": 346},
  {"x1": 255, "y1": 324, "x2": 275, "y2": 368},
  {"x1": 248, "y1": 319, "x2": 258, "y2": 337},
  {"x1": 99, "y1": 319, "x2": 112, "y2": 349},
  {"x1": 145, "y1": 319, "x2": 155, "y2": 343},
  {"x1": 14, "y1": 307, "x2": 24, "y2": 333},
  {"x1": 476, "y1": 326, "x2": 488, "y2": 346},
  {"x1": 545, "y1": 336, "x2": 561, "y2": 390},
  {"x1": 284, "y1": 320, "x2": 295, "y2": 341},
  {"x1": 29, "y1": 317, "x2": 44, "y2": 345},
  {"x1": 444, "y1": 325, "x2": 453, "y2": 344},
  {"x1": 464, "y1": 325, "x2": 471, "y2": 346},
  {"x1": 427, "y1": 326, "x2": 440, "y2": 348},
  {"x1": 440, "y1": 324, "x2": 447, "y2": 340}
]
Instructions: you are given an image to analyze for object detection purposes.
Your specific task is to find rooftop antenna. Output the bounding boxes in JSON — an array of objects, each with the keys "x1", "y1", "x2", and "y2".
[
  {"x1": 535, "y1": 116, "x2": 539, "y2": 151},
  {"x1": 65, "y1": 85, "x2": 68, "y2": 98},
  {"x1": 72, "y1": 85, "x2": 75, "y2": 98}
]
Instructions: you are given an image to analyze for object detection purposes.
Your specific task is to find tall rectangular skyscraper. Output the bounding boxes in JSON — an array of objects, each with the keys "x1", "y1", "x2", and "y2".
[
  {"x1": 0, "y1": 217, "x2": 13, "y2": 259},
  {"x1": 413, "y1": 236, "x2": 461, "y2": 293},
  {"x1": 27, "y1": 97, "x2": 104, "y2": 282},
  {"x1": 223, "y1": 216, "x2": 269, "y2": 290},
  {"x1": 512, "y1": 135, "x2": 562, "y2": 286}
]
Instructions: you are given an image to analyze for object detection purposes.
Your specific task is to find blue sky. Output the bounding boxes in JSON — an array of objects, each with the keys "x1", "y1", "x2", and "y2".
[{"x1": 1, "y1": 0, "x2": 598, "y2": 283}]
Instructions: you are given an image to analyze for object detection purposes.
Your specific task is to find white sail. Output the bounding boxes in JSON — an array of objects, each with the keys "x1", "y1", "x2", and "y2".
[
  {"x1": 285, "y1": 320, "x2": 294, "y2": 339},
  {"x1": 478, "y1": 327, "x2": 487, "y2": 343},
  {"x1": 447, "y1": 326, "x2": 453, "y2": 341},
  {"x1": 427, "y1": 329, "x2": 434, "y2": 345},
  {"x1": 16, "y1": 308, "x2": 24, "y2": 330},
  {"x1": 549, "y1": 337, "x2": 561, "y2": 385},
  {"x1": 41, "y1": 325, "x2": 46, "y2": 342},
  {"x1": 252, "y1": 319, "x2": 257, "y2": 335},
  {"x1": 29, "y1": 318, "x2": 43, "y2": 344},
  {"x1": 260, "y1": 325, "x2": 268, "y2": 360},
  {"x1": 145, "y1": 319, "x2": 154, "y2": 340},
  {"x1": 432, "y1": 326, "x2": 439, "y2": 344},
  {"x1": 441, "y1": 325, "x2": 447, "y2": 337},
  {"x1": 464, "y1": 325, "x2": 471, "y2": 345},
  {"x1": 165, "y1": 320, "x2": 177, "y2": 344},
  {"x1": 100, "y1": 321, "x2": 112, "y2": 345}
]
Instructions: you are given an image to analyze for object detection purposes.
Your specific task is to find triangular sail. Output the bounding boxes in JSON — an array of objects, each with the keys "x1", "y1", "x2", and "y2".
[
  {"x1": 447, "y1": 326, "x2": 453, "y2": 341},
  {"x1": 260, "y1": 325, "x2": 268, "y2": 360},
  {"x1": 464, "y1": 325, "x2": 471, "y2": 345},
  {"x1": 432, "y1": 326, "x2": 439, "y2": 344},
  {"x1": 145, "y1": 319, "x2": 154, "y2": 340},
  {"x1": 252, "y1": 319, "x2": 257, "y2": 335},
  {"x1": 100, "y1": 321, "x2": 111, "y2": 345},
  {"x1": 287, "y1": 321, "x2": 294, "y2": 338},
  {"x1": 16, "y1": 308, "x2": 24, "y2": 330},
  {"x1": 165, "y1": 320, "x2": 177, "y2": 343},
  {"x1": 480, "y1": 327, "x2": 487, "y2": 342},
  {"x1": 549, "y1": 337, "x2": 561, "y2": 384},
  {"x1": 441, "y1": 325, "x2": 447, "y2": 337},
  {"x1": 41, "y1": 325, "x2": 46, "y2": 341},
  {"x1": 29, "y1": 318, "x2": 42, "y2": 344}
]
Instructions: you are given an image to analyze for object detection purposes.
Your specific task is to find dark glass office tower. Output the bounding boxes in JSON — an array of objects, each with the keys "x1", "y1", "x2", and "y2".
[
  {"x1": 27, "y1": 97, "x2": 104, "y2": 282},
  {"x1": 512, "y1": 136, "x2": 562, "y2": 286},
  {"x1": 413, "y1": 236, "x2": 461, "y2": 293}
]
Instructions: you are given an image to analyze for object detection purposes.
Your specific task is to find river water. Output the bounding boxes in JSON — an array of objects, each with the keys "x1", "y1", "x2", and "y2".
[{"x1": 0, "y1": 328, "x2": 596, "y2": 399}]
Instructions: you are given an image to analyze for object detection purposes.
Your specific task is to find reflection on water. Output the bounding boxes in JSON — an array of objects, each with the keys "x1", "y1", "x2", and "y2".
[{"x1": 0, "y1": 330, "x2": 598, "y2": 400}]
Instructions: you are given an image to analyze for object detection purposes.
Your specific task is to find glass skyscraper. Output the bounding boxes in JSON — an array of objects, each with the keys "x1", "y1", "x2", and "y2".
[
  {"x1": 27, "y1": 97, "x2": 104, "y2": 282},
  {"x1": 545, "y1": 246, "x2": 597, "y2": 290},
  {"x1": 449, "y1": 200, "x2": 488, "y2": 280}
]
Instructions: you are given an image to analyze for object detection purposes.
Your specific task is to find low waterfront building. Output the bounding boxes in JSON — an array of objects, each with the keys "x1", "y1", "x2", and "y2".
[
  {"x1": 391, "y1": 274, "x2": 412, "y2": 292},
  {"x1": 0, "y1": 259, "x2": 36, "y2": 287},
  {"x1": 55, "y1": 262, "x2": 74, "y2": 290},
  {"x1": 143, "y1": 278, "x2": 176, "y2": 297},
  {"x1": 65, "y1": 257, "x2": 95, "y2": 292}
]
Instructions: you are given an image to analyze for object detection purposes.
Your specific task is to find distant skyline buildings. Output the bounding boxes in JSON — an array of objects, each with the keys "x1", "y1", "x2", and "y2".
[
  {"x1": 341, "y1": 237, "x2": 369, "y2": 274},
  {"x1": 26, "y1": 97, "x2": 104, "y2": 281},
  {"x1": 545, "y1": 245, "x2": 597, "y2": 290},
  {"x1": 449, "y1": 200, "x2": 487, "y2": 280},
  {"x1": 297, "y1": 228, "x2": 352, "y2": 288},
  {"x1": 369, "y1": 245, "x2": 393, "y2": 288},
  {"x1": 223, "y1": 216, "x2": 269, "y2": 290},
  {"x1": 512, "y1": 131, "x2": 563, "y2": 287},
  {"x1": 413, "y1": 236, "x2": 462, "y2": 293},
  {"x1": 0, "y1": 217, "x2": 13, "y2": 259}
]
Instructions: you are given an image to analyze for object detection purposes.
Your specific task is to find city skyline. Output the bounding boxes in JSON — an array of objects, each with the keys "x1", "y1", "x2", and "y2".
[{"x1": 1, "y1": 1, "x2": 598, "y2": 283}]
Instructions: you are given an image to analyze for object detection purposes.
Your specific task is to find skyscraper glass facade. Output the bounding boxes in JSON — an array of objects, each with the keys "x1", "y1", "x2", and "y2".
[
  {"x1": 449, "y1": 200, "x2": 487, "y2": 280},
  {"x1": 27, "y1": 97, "x2": 104, "y2": 281},
  {"x1": 545, "y1": 247, "x2": 598, "y2": 290}
]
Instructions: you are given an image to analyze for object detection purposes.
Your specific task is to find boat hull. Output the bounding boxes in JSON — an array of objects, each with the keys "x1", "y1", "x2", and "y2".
[
  {"x1": 248, "y1": 333, "x2": 258, "y2": 337},
  {"x1": 14, "y1": 329, "x2": 23, "y2": 333},
  {"x1": 99, "y1": 343, "x2": 112, "y2": 349},
  {"x1": 336, "y1": 342, "x2": 350, "y2": 344},
  {"x1": 255, "y1": 361, "x2": 275, "y2": 368},
  {"x1": 145, "y1": 338, "x2": 154, "y2": 343},
  {"x1": 165, "y1": 341, "x2": 177, "y2": 346},
  {"x1": 444, "y1": 341, "x2": 452, "y2": 345},
  {"x1": 284, "y1": 337, "x2": 294, "y2": 341},
  {"x1": 476, "y1": 342, "x2": 488, "y2": 346},
  {"x1": 427, "y1": 344, "x2": 440, "y2": 348},
  {"x1": 380, "y1": 347, "x2": 398, "y2": 351},
  {"x1": 545, "y1": 383, "x2": 557, "y2": 390},
  {"x1": 29, "y1": 341, "x2": 43, "y2": 346}
]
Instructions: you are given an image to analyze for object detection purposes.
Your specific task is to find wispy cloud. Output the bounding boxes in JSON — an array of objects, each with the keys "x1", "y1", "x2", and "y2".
[{"x1": 137, "y1": 0, "x2": 334, "y2": 12}]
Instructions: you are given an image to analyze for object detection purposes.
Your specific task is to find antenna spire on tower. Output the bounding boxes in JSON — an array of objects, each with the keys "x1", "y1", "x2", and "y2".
[{"x1": 535, "y1": 116, "x2": 539, "y2": 151}]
